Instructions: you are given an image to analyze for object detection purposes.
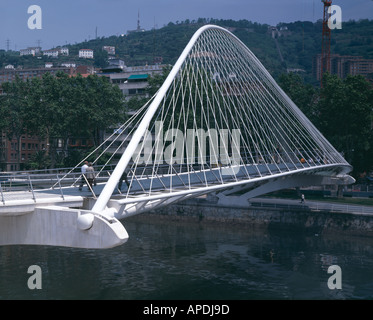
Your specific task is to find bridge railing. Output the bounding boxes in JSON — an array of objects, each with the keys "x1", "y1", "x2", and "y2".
[
  {"x1": 0, "y1": 162, "x2": 184, "y2": 204},
  {"x1": 0, "y1": 165, "x2": 117, "y2": 205}
]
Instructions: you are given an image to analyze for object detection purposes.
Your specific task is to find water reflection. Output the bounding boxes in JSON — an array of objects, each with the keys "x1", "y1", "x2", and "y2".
[{"x1": 0, "y1": 215, "x2": 372, "y2": 300}]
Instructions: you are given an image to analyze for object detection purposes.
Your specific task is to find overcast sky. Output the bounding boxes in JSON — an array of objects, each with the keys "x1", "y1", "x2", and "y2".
[{"x1": 0, "y1": 0, "x2": 372, "y2": 51}]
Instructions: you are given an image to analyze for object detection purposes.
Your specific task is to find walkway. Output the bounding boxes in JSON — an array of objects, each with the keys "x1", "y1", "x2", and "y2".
[{"x1": 250, "y1": 197, "x2": 373, "y2": 216}]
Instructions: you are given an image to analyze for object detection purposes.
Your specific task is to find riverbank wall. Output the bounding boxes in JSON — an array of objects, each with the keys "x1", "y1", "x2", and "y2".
[{"x1": 128, "y1": 196, "x2": 373, "y2": 237}]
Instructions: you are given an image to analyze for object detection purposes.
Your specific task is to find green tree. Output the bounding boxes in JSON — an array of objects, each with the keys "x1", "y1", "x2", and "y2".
[
  {"x1": 77, "y1": 74, "x2": 126, "y2": 147},
  {"x1": 278, "y1": 72, "x2": 318, "y2": 123},
  {"x1": 94, "y1": 49, "x2": 108, "y2": 68},
  {"x1": 0, "y1": 94, "x2": 8, "y2": 131},
  {"x1": 1, "y1": 76, "x2": 30, "y2": 170},
  {"x1": 146, "y1": 65, "x2": 172, "y2": 96},
  {"x1": 23, "y1": 72, "x2": 126, "y2": 169},
  {"x1": 316, "y1": 74, "x2": 373, "y2": 176},
  {"x1": 25, "y1": 72, "x2": 67, "y2": 167},
  {"x1": 27, "y1": 150, "x2": 51, "y2": 170}
]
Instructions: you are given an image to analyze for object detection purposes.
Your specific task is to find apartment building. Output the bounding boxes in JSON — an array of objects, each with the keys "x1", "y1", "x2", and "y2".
[
  {"x1": 345, "y1": 59, "x2": 373, "y2": 78},
  {"x1": 43, "y1": 49, "x2": 59, "y2": 58},
  {"x1": 0, "y1": 132, "x2": 48, "y2": 171},
  {"x1": 0, "y1": 66, "x2": 73, "y2": 89},
  {"x1": 313, "y1": 54, "x2": 373, "y2": 81},
  {"x1": 103, "y1": 46, "x2": 115, "y2": 56},
  {"x1": 19, "y1": 47, "x2": 42, "y2": 56},
  {"x1": 99, "y1": 61, "x2": 166, "y2": 99},
  {"x1": 58, "y1": 47, "x2": 69, "y2": 56},
  {"x1": 79, "y1": 49, "x2": 94, "y2": 59}
]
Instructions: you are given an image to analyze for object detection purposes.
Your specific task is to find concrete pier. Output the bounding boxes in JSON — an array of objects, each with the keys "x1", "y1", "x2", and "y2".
[{"x1": 0, "y1": 206, "x2": 128, "y2": 249}]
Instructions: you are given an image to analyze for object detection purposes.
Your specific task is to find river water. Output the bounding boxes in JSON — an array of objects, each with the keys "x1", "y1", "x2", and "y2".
[{"x1": 0, "y1": 214, "x2": 372, "y2": 301}]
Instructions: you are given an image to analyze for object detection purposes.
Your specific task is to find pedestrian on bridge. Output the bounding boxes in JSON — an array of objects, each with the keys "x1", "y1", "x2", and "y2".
[
  {"x1": 79, "y1": 161, "x2": 89, "y2": 191},
  {"x1": 118, "y1": 171, "x2": 130, "y2": 193},
  {"x1": 300, "y1": 194, "x2": 305, "y2": 204},
  {"x1": 85, "y1": 162, "x2": 96, "y2": 190}
]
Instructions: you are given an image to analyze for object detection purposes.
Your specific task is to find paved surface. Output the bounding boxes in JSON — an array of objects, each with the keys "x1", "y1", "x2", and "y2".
[{"x1": 250, "y1": 197, "x2": 373, "y2": 216}]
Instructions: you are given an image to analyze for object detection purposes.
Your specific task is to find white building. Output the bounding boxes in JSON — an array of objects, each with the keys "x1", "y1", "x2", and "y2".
[
  {"x1": 43, "y1": 49, "x2": 59, "y2": 58},
  {"x1": 61, "y1": 62, "x2": 76, "y2": 68},
  {"x1": 58, "y1": 47, "x2": 69, "y2": 56},
  {"x1": 79, "y1": 49, "x2": 94, "y2": 59},
  {"x1": 30, "y1": 47, "x2": 42, "y2": 55},
  {"x1": 103, "y1": 46, "x2": 115, "y2": 55},
  {"x1": 106, "y1": 58, "x2": 126, "y2": 71},
  {"x1": 19, "y1": 47, "x2": 42, "y2": 56},
  {"x1": 20, "y1": 48, "x2": 36, "y2": 56}
]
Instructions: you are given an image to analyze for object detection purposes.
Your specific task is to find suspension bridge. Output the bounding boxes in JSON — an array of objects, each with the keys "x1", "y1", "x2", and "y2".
[{"x1": 0, "y1": 25, "x2": 354, "y2": 249}]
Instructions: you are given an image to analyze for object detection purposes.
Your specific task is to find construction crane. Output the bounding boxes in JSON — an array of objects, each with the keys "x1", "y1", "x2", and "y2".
[{"x1": 320, "y1": 0, "x2": 332, "y2": 87}]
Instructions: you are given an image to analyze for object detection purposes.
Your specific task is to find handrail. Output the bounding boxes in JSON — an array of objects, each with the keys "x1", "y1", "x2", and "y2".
[
  {"x1": 0, "y1": 167, "x2": 111, "y2": 205},
  {"x1": 56, "y1": 174, "x2": 65, "y2": 200},
  {"x1": 82, "y1": 174, "x2": 97, "y2": 199},
  {"x1": 0, "y1": 181, "x2": 4, "y2": 204},
  {"x1": 27, "y1": 174, "x2": 36, "y2": 202}
]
